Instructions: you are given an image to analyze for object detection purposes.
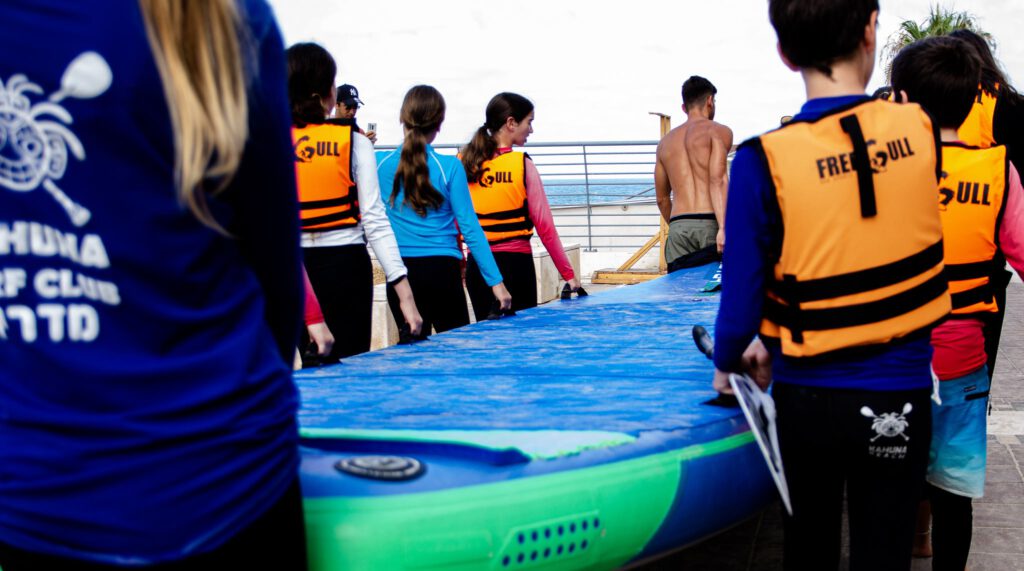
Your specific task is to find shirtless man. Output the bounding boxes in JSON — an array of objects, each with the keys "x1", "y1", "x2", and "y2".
[{"x1": 655, "y1": 76, "x2": 733, "y2": 266}]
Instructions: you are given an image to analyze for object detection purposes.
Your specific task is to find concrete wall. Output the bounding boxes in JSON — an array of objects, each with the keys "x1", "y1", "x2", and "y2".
[{"x1": 549, "y1": 201, "x2": 661, "y2": 253}]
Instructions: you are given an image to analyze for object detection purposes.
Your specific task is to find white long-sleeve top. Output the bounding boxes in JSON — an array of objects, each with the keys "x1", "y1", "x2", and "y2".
[{"x1": 300, "y1": 133, "x2": 407, "y2": 282}]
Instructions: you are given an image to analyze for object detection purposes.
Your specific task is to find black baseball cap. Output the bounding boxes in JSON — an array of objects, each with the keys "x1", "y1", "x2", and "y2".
[{"x1": 337, "y1": 84, "x2": 363, "y2": 107}]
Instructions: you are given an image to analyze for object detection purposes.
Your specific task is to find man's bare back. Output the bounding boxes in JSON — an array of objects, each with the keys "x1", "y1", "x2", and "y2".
[
  {"x1": 656, "y1": 76, "x2": 733, "y2": 261},
  {"x1": 655, "y1": 118, "x2": 733, "y2": 221}
]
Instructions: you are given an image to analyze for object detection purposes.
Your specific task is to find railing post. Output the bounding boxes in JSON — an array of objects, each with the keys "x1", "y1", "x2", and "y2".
[
  {"x1": 650, "y1": 113, "x2": 672, "y2": 273},
  {"x1": 582, "y1": 144, "x2": 593, "y2": 252}
]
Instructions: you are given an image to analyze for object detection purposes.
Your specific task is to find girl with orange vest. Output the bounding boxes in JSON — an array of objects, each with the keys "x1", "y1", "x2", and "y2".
[
  {"x1": 893, "y1": 36, "x2": 1024, "y2": 570},
  {"x1": 286, "y1": 43, "x2": 422, "y2": 361},
  {"x1": 948, "y1": 29, "x2": 1024, "y2": 382},
  {"x1": 376, "y1": 86, "x2": 511, "y2": 335},
  {"x1": 460, "y1": 93, "x2": 581, "y2": 321}
]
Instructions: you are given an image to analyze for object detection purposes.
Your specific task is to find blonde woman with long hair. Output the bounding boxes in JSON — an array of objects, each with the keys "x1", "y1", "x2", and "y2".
[{"x1": 0, "y1": 0, "x2": 307, "y2": 567}]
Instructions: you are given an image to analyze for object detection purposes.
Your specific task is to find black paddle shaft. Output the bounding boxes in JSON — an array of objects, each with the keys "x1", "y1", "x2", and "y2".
[
  {"x1": 693, "y1": 324, "x2": 739, "y2": 408},
  {"x1": 692, "y1": 325, "x2": 714, "y2": 360}
]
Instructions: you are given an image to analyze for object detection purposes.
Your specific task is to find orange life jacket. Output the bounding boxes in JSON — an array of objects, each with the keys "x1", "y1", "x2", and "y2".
[
  {"x1": 939, "y1": 142, "x2": 1008, "y2": 316},
  {"x1": 957, "y1": 85, "x2": 998, "y2": 149},
  {"x1": 753, "y1": 99, "x2": 950, "y2": 360},
  {"x1": 292, "y1": 120, "x2": 360, "y2": 232},
  {"x1": 467, "y1": 151, "x2": 534, "y2": 243}
]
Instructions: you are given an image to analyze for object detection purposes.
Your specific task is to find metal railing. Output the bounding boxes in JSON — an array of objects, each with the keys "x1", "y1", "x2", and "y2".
[{"x1": 377, "y1": 140, "x2": 662, "y2": 251}]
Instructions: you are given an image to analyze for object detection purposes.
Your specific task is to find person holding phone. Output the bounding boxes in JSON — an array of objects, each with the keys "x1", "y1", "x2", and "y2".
[{"x1": 335, "y1": 83, "x2": 376, "y2": 144}]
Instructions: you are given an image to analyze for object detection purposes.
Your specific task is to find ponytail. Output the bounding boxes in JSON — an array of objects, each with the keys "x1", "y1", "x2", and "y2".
[
  {"x1": 460, "y1": 92, "x2": 534, "y2": 183},
  {"x1": 393, "y1": 85, "x2": 445, "y2": 216},
  {"x1": 461, "y1": 125, "x2": 497, "y2": 184}
]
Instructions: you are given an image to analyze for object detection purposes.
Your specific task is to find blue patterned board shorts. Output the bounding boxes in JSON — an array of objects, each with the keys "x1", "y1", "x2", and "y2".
[{"x1": 927, "y1": 366, "x2": 990, "y2": 498}]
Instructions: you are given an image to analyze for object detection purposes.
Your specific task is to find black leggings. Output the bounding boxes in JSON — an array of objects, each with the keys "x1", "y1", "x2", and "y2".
[
  {"x1": 984, "y1": 264, "x2": 1012, "y2": 380},
  {"x1": 465, "y1": 251, "x2": 536, "y2": 322},
  {"x1": 302, "y1": 244, "x2": 373, "y2": 361},
  {"x1": 773, "y1": 383, "x2": 932, "y2": 571},
  {"x1": 928, "y1": 483, "x2": 973, "y2": 571},
  {"x1": 387, "y1": 256, "x2": 469, "y2": 336},
  {"x1": 0, "y1": 478, "x2": 307, "y2": 570}
]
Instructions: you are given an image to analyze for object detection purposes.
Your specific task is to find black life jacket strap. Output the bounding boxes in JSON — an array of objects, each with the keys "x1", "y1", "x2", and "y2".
[
  {"x1": 300, "y1": 193, "x2": 357, "y2": 211},
  {"x1": 477, "y1": 204, "x2": 530, "y2": 221},
  {"x1": 950, "y1": 283, "x2": 995, "y2": 310},
  {"x1": 944, "y1": 258, "x2": 997, "y2": 281},
  {"x1": 764, "y1": 270, "x2": 947, "y2": 332},
  {"x1": 839, "y1": 114, "x2": 878, "y2": 218},
  {"x1": 299, "y1": 186, "x2": 358, "y2": 210},
  {"x1": 481, "y1": 219, "x2": 534, "y2": 233},
  {"x1": 300, "y1": 210, "x2": 360, "y2": 230},
  {"x1": 769, "y1": 240, "x2": 944, "y2": 303}
]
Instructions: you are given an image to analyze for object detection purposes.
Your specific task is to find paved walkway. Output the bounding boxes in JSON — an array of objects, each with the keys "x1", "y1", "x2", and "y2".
[{"x1": 639, "y1": 281, "x2": 1024, "y2": 570}]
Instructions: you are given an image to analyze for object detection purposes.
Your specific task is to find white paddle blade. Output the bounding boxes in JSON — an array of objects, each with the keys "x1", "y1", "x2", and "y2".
[
  {"x1": 50, "y1": 52, "x2": 112, "y2": 102},
  {"x1": 859, "y1": 406, "x2": 875, "y2": 418}
]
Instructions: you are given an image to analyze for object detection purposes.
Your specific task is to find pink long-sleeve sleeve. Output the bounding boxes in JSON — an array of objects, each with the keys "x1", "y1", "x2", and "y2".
[
  {"x1": 490, "y1": 155, "x2": 575, "y2": 281},
  {"x1": 303, "y1": 267, "x2": 324, "y2": 326},
  {"x1": 999, "y1": 163, "x2": 1024, "y2": 276}
]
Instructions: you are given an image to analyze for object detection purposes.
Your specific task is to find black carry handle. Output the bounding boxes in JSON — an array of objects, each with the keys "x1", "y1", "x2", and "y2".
[
  {"x1": 692, "y1": 325, "x2": 739, "y2": 408},
  {"x1": 398, "y1": 323, "x2": 429, "y2": 345},
  {"x1": 560, "y1": 283, "x2": 590, "y2": 300},
  {"x1": 486, "y1": 299, "x2": 517, "y2": 321}
]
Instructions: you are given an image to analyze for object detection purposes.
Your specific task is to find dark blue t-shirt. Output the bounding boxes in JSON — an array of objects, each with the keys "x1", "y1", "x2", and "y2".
[
  {"x1": 0, "y1": 0, "x2": 303, "y2": 563},
  {"x1": 714, "y1": 95, "x2": 934, "y2": 391}
]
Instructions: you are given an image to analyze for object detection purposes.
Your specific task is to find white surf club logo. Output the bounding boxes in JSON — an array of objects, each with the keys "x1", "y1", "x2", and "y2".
[{"x1": 0, "y1": 52, "x2": 112, "y2": 227}]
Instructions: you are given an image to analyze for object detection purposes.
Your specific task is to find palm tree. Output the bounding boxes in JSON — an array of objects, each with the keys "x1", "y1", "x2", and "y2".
[{"x1": 882, "y1": 4, "x2": 992, "y2": 82}]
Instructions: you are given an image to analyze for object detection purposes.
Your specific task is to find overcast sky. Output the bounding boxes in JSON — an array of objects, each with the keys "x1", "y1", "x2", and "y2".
[{"x1": 268, "y1": 0, "x2": 1024, "y2": 146}]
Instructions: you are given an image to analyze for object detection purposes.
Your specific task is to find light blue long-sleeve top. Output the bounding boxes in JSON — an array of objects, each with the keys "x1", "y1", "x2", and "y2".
[{"x1": 377, "y1": 144, "x2": 504, "y2": 286}]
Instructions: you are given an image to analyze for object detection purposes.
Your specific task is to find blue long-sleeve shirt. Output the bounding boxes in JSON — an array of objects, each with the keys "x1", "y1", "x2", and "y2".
[
  {"x1": 713, "y1": 95, "x2": 933, "y2": 391},
  {"x1": 0, "y1": 0, "x2": 302, "y2": 563},
  {"x1": 377, "y1": 144, "x2": 504, "y2": 286}
]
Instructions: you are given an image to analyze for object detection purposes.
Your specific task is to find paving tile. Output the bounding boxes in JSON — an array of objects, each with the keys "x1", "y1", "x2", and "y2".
[
  {"x1": 991, "y1": 388, "x2": 1024, "y2": 401},
  {"x1": 988, "y1": 444, "x2": 1015, "y2": 466},
  {"x1": 975, "y1": 482, "x2": 1024, "y2": 504},
  {"x1": 973, "y1": 502, "x2": 1024, "y2": 528},
  {"x1": 967, "y1": 552, "x2": 1024, "y2": 571},
  {"x1": 970, "y1": 527, "x2": 1024, "y2": 554},
  {"x1": 986, "y1": 464, "x2": 1024, "y2": 483}
]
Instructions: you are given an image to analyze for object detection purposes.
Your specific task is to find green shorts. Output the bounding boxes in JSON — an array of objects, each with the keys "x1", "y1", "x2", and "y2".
[{"x1": 666, "y1": 214, "x2": 718, "y2": 265}]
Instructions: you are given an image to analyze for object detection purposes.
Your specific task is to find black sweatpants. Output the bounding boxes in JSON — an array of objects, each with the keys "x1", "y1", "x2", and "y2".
[
  {"x1": 773, "y1": 383, "x2": 932, "y2": 571},
  {"x1": 387, "y1": 255, "x2": 469, "y2": 336},
  {"x1": 302, "y1": 244, "x2": 373, "y2": 361},
  {"x1": 465, "y1": 251, "x2": 536, "y2": 322},
  {"x1": 0, "y1": 478, "x2": 307, "y2": 570}
]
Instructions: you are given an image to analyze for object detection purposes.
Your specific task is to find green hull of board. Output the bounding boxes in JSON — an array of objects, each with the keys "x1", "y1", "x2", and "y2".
[{"x1": 304, "y1": 432, "x2": 753, "y2": 570}]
